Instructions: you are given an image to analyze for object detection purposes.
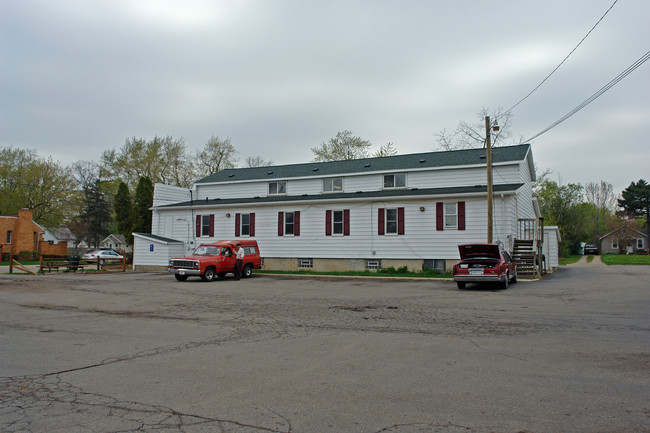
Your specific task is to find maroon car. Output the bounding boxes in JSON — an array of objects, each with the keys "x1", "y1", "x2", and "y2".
[{"x1": 452, "y1": 243, "x2": 517, "y2": 290}]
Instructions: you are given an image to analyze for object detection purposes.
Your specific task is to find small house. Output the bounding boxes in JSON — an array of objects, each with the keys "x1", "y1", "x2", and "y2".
[{"x1": 599, "y1": 226, "x2": 648, "y2": 255}]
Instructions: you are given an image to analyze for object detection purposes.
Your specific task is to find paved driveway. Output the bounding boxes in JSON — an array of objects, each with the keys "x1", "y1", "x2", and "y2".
[{"x1": 0, "y1": 262, "x2": 648, "y2": 433}]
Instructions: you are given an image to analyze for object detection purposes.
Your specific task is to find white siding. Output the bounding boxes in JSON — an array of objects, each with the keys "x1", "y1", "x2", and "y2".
[
  {"x1": 155, "y1": 195, "x2": 511, "y2": 261},
  {"x1": 133, "y1": 235, "x2": 185, "y2": 268},
  {"x1": 153, "y1": 183, "x2": 191, "y2": 207},
  {"x1": 194, "y1": 162, "x2": 523, "y2": 202}
]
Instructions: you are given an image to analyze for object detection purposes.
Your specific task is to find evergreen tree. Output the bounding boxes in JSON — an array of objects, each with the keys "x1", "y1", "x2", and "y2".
[
  {"x1": 114, "y1": 181, "x2": 133, "y2": 244},
  {"x1": 82, "y1": 179, "x2": 112, "y2": 247},
  {"x1": 619, "y1": 179, "x2": 650, "y2": 249},
  {"x1": 133, "y1": 177, "x2": 154, "y2": 233}
]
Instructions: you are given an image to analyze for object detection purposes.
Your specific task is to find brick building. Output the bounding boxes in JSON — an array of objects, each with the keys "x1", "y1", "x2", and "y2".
[{"x1": 0, "y1": 209, "x2": 67, "y2": 259}]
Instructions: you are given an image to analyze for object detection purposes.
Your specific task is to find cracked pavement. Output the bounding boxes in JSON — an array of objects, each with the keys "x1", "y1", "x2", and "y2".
[{"x1": 0, "y1": 264, "x2": 648, "y2": 432}]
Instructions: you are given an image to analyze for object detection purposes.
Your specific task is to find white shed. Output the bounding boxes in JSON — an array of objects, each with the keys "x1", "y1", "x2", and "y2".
[
  {"x1": 133, "y1": 232, "x2": 185, "y2": 272},
  {"x1": 542, "y1": 226, "x2": 561, "y2": 272}
]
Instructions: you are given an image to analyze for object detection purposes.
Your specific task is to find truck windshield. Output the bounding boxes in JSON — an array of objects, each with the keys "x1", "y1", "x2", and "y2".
[{"x1": 193, "y1": 246, "x2": 220, "y2": 256}]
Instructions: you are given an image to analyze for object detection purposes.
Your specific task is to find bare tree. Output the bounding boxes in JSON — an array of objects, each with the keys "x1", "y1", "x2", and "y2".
[
  {"x1": 373, "y1": 142, "x2": 398, "y2": 157},
  {"x1": 584, "y1": 181, "x2": 618, "y2": 212},
  {"x1": 71, "y1": 160, "x2": 100, "y2": 189},
  {"x1": 435, "y1": 107, "x2": 522, "y2": 151},
  {"x1": 195, "y1": 136, "x2": 237, "y2": 177},
  {"x1": 244, "y1": 155, "x2": 274, "y2": 167}
]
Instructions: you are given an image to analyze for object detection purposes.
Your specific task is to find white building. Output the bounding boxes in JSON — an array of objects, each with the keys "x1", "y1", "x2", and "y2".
[{"x1": 135, "y1": 144, "x2": 554, "y2": 274}]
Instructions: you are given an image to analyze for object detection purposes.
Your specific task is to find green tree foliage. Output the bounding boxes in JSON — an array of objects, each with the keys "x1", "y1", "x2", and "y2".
[
  {"x1": 132, "y1": 177, "x2": 154, "y2": 234},
  {"x1": 534, "y1": 173, "x2": 586, "y2": 255},
  {"x1": 195, "y1": 136, "x2": 237, "y2": 177},
  {"x1": 81, "y1": 179, "x2": 112, "y2": 248},
  {"x1": 100, "y1": 136, "x2": 194, "y2": 188},
  {"x1": 619, "y1": 179, "x2": 650, "y2": 243},
  {"x1": 312, "y1": 130, "x2": 373, "y2": 162},
  {"x1": 114, "y1": 182, "x2": 133, "y2": 244},
  {"x1": 0, "y1": 146, "x2": 77, "y2": 228}
]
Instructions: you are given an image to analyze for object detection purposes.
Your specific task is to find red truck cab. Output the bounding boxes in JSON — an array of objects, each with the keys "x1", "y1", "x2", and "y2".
[{"x1": 168, "y1": 240, "x2": 261, "y2": 282}]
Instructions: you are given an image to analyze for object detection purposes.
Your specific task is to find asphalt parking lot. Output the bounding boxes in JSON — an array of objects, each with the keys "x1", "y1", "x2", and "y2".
[{"x1": 1, "y1": 259, "x2": 648, "y2": 433}]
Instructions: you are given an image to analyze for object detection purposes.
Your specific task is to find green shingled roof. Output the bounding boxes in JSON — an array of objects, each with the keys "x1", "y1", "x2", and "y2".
[{"x1": 195, "y1": 144, "x2": 532, "y2": 184}]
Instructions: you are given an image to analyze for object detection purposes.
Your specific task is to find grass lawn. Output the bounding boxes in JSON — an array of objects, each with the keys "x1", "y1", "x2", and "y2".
[
  {"x1": 559, "y1": 255, "x2": 583, "y2": 266},
  {"x1": 601, "y1": 254, "x2": 650, "y2": 265}
]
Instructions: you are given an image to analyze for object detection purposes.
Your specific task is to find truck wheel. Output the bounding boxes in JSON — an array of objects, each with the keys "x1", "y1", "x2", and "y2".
[
  {"x1": 456, "y1": 282, "x2": 466, "y2": 290},
  {"x1": 242, "y1": 264, "x2": 253, "y2": 278},
  {"x1": 217, "y1": 272, "x2": 227, "y2": 279},
  {"x1": 175, "y1": 274, "x2": 188, "y2": 282},
  {"x1": 201, "y1": 267, "x2": 216, "y2": 282}
]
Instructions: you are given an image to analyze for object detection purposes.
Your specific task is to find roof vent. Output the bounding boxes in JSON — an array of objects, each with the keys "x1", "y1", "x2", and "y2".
[
  {"x1": 419, "y1": 159, "x2": 426, "y2": 163},
  {"x1": 267, "y1": 171, "x2": 274, "y2": 175},
  {"x1": 479, "y1": 155, "x2": 486, "y2": 159},
  {"x1": 312, "y1": 168, "x2": 319, "y2": 172},
  {"x1": 254, "y1": 196, "x2": 260, "y2": 199},
  {"x1": 364, "y1": 164, "x2": 371, "y2": 168},
  {"x1": 228, "y1": 174, "x2": 235, "y2": 177}
]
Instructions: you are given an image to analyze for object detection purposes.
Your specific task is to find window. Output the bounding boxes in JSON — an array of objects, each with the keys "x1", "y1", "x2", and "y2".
[
  {"x1": 269, "y1": 181, "x2": 287, "y2": 195},
  {"x1": 326, "y1": 209, "x2": 350, "y2": 236},
  {"x1": 278, "y1": 211, "x2": 300, "y2": 236},
  {"x1": 285, "y1": 212, "x2": 294, "y2": 235},
  {"x1": 201, "y1": 216, "x2": 211, "y2": 236},
  {"x1": 323, "y1": 178, "x2": 343, "y2": 192},
  {"x1": 436, "y1": 202, "x2": 465, "y2": 231},
  {"x1": 383, "y1": 174, "x2": 406, "y2": 189},
  {"x1": 299, "y1": 258, "x2": 313, "y2": 268},
  {"x1": 637, "y1": 238, "x2": 644, "y2": 249},
  {"x1": 6, "y1": 230, "x2": 11, "y2": 244},
  {"x1": 386, "y1": 209, "x2": 398, "y2": 234},
  {"x1": 378, "y1": 207, "x2": 404, "y2": 235},
  {"x1": 195, "y1": 215, "x2": 214, "y2": 237},
  {"x1": 235, "y1": 213, "x2": 255, "y2": 237},
  {"x1": 366, "y1": 260, "x2": 381, "y2": 270},
  {"x1": 444, "y1": 203, "x2": 457, "y2": 228},
  {"x1": 612, "y1": 238, "x2": 618, "y2": 249}
]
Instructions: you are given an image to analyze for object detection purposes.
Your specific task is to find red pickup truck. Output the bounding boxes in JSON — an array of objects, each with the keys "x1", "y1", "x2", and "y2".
[{"x1": 168, "y1": 240, "x2": 261, "y2": 282}]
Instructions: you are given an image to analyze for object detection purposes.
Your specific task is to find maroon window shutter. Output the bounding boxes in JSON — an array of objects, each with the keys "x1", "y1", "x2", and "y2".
[
  {"x1": 325, "y1": 210, "x2": 332, "y2": 236},
  {"x1": 235, "y1": 213, "x2": 241, "y2": 237},
  {"x1": 436, "y1": 202, "x2": 444, "y2": 231},
  {"x1": 398, "y1": 207, "x2": 405, "y2": 235},
  {"x1": 344, "y1": 209, "x2": 350, "y2": 236},
  {"x1": 458, "y1": 202, "x2": 466, "y2": 231},
  {"x1": 209, "y1": 214, "x2": 215, "y2": 237},
  {"x1": 250, "y1": 213, "x2": 255, "y2": 236},
  {"x1": 378, "y1": 208, "x2": 385, "y2": 235},
  {"x1": 294, "y1": 211, "x2": 300, "y2": 236},
  {"x1": 278, "y1": 212, "x2": 284, "y2": 236},
  {"x1": 196, "y1": 215, "x2": 201, "y2": 237}
]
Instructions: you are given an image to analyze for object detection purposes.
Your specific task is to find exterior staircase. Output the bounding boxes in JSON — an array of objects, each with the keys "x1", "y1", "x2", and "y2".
[{"x1": 513, "y1": 239, "x2": 537, "y2": 278}]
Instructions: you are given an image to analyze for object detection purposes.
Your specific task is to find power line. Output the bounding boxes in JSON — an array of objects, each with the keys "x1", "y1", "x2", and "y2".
[
  {"x1": 524, "y1": 50, "x2": 650, "y2": 142},
  {"x1": 505, "y1": 0, "x2": 619, "y2": 114}
]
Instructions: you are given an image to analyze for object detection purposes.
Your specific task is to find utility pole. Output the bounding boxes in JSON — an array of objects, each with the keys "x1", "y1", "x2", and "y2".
[{"x1": 485, "y1": 116, "x2": 493, "y2": 243}]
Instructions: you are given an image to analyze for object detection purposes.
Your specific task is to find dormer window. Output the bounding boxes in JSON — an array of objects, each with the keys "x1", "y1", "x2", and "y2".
[
  {"x1": 383, "y1": 173, "x2": 406, "y2": 189},
  {"x1": 269, "y1": 181, "x2": 287, "y2": 195},
  {"x1": 323, "y1": 178, "x2": 343, "y2": 193}
]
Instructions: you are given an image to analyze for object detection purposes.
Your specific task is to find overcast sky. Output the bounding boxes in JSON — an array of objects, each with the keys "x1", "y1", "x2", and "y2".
[{"x1": 1, "y1": 0, "x2": 648, "y2": 194}]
